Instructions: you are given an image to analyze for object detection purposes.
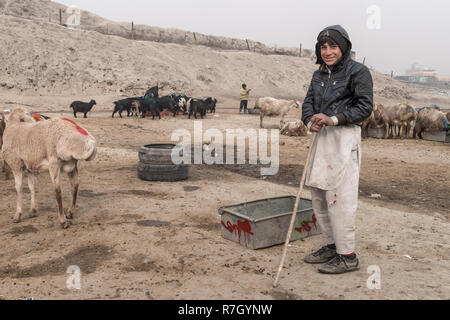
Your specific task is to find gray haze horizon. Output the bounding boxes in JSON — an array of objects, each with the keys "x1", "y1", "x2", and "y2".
[{"x1": 56, "y1": 0, "x2": 450, "y2": 77}]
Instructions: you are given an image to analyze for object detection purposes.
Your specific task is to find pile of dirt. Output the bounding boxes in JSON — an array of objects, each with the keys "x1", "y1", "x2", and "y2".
[{"x1": 375, "y1": 86, "x2": 412, "y2": 100}]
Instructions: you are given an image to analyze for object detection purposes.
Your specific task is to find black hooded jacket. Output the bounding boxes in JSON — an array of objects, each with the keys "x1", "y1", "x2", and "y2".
[{"x1": 301, "y1": 25, "x2": 373, "y2": 126}]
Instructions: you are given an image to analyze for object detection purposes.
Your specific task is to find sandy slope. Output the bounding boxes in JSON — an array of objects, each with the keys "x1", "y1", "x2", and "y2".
[{"x1": 0, "y1": 10, "x2": 448, "y2": 111}]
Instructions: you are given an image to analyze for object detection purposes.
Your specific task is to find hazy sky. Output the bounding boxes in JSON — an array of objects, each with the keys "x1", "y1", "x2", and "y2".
[{"x1": 57, "y1": 0, "x2": 449, "y2": 77}]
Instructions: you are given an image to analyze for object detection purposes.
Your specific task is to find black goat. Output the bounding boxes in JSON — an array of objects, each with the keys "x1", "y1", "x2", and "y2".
[
  {"x1": 188, "y1": 98, "x2": 208, "y2": 119},
  {"x1": 70, "y1": 99, "x2": 96, "y2": 118},
  {"x1": 204, "y1": 97, "x2": 217, "y2": 113},
  {"x1": 144, "y1": 86, "x2": 159, "y2": 99},
  {"x1": 136, "y1": 98, "x2": 161, "y2": 120},
  {"x1": 112, "y1": 97, "x2": 142, "y2": 118},
  {"x1": 155, "y1": 95, "x2": 180, "y2": 117}
]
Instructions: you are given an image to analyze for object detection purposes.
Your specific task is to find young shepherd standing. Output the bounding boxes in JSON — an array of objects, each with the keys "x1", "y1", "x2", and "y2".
[
  {"x1": 239, "y1": 83, "x2": 251, "y2": 113},
  {"x1": 301, "y1": 25, "x2": 373, "y2": 274}
]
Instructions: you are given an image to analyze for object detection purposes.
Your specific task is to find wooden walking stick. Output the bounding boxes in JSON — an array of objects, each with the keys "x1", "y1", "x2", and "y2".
[{"x1": 273, "y1": 132, "x2": 318, "y2": 288}]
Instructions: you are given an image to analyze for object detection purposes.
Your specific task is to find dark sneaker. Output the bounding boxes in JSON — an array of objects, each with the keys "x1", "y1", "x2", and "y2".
[
  {"x1": 318, "y1": 254, "x2": 360, "y2": 274},
  {"x1": 304, "y1": 245, "x2": 336, "y2": 264}
]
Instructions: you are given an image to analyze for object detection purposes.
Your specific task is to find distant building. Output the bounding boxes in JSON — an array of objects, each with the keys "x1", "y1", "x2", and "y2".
[
  {"x1": 395, "y1": 63, "x2": 447, "y2": 85},
  {"x1": 410, "y1": 70, "x2": 438, "y2": 84},
  {"x1": 405, "y1": 63, "x2": 424, "y2": 76},
  {"x1": 437, "y1": 77, "x2": 450, "y2": 84}
]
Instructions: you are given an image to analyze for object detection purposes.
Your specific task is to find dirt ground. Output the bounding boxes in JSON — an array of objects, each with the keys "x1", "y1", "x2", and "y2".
[{"x1": 0, "y1": 104, "x2": 448, "y2": 300}]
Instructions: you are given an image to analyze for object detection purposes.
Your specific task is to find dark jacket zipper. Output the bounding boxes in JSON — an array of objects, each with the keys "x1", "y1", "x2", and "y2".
[{"x1": 321, "y1": 66, "x2": 332, "y2": 105}]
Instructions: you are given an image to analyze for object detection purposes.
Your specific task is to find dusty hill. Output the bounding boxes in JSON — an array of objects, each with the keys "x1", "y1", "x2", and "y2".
[
  {"x1": 0, "y1": 0, "x2": 314, "y2": 57},
  {"x1": 0, "y1": 0, "x2": 448, "y2": 111}
]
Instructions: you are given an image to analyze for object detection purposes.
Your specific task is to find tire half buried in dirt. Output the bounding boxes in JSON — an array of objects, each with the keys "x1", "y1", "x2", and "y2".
[
  {"x1": 139, "y1": 144, "x2": 183, "y2": 165},
  {"x1": 137, "y1": 162, "x2": 188, "y2": 182},
  {"x1": 247, "y1": 108, "x2": 260, "y2": 115}
]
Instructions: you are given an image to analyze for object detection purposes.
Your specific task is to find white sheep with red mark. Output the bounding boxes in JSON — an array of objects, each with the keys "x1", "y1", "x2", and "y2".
[
  {"x1": 1, "y1": 108, "x2": 97, "y2": 228},
  {"x1": 255, "y1": 97, "x2": 300, "y2": 128}
]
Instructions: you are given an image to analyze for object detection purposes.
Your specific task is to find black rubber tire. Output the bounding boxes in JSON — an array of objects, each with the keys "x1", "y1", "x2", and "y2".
[
  {"x1": 247, "y1": 108, "x2": 260, "y2": 115},
  {"x1": 137, "y1": 162, "x2": 189, "y2": 182},
  {"x1": 138, "y1": 144, "x2": 183, "y2": 165}
]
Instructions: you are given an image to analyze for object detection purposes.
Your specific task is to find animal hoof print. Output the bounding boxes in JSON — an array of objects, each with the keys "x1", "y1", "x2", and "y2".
[{"x1": 61, "y1": 221, "x2": 72, "y2": 229}]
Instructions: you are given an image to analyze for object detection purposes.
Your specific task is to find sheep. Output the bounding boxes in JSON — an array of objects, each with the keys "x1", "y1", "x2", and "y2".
[
  {"x1": 0, "y1": 111, "x2": 10, "y2": 179},
  {"x1": 413, "y1": 107, "x2": 449, "y2": 139},
  {"x1": 1, "y1": 108, "x2": 97, "y2": 228},
  {"x1": 31, "y1": 113, "x2": 50, "y2": 122},
  {"x1": 70, "y1": 99, "x2": 97, "y2": 118},
  {"x1": 0, "y1": 112, "x2": 5, "y2": 150},
  {"x1": 255, "y1": 97, "x2": 300, "y2": 128},
  {"x1": 361, "y1": 102, "x2": 389, "y2": 139},
  {"x1": 279, "y1": 120, "x2": 308, "y2": 136},
  {"x1": 384, "y1": 103, "x2": 417, "y2": 139},
  {"x1": 130, "y1": 100, "x2": 140, "y2": 117}
]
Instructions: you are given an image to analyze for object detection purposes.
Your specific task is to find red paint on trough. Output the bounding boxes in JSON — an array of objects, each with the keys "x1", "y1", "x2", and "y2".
[
  {"x1": 61, "y1": 118, "x2": 89, "y2": 136},
  {"x1": 295, "y1": 214, "x2": 318, "y2": 233},
  {"x1": 221, "y1": 220, "x2": 254, "y2": 246}
]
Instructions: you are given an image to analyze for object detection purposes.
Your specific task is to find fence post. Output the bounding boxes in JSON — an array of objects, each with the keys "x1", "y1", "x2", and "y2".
[
  {"x1": 131, "y1": 21, "x2": 134, "y2": 39},
  {"x1": 246, "y1": 39, "x2": 251, "y2": 51},
  {"x1": 299, "y1": 43, "x2": 302, "y2": 57},
  {"x1": 363, "y1": 57, "x2": 366, "y2": 65},
  {"x1": 193, "y1": 32, "x2": 197, "y2": 43},
  {"x1": 59, "y1": 8, "x2": 62, "y2": 25}
]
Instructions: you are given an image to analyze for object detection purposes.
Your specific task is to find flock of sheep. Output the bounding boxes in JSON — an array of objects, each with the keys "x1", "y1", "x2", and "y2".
[
  {"x1": 360, "y1": 103, "x2": 450, "y2": 140},
  {"x1": 255, "y1": 97, "x2": 450, "y2": 139}
]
